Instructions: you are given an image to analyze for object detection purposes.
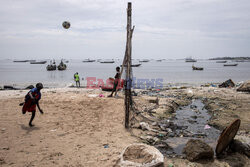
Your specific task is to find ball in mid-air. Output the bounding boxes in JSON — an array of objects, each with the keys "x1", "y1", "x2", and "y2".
[{"x1": 62, "y1": 21, "x2": 70, "y2": 29}]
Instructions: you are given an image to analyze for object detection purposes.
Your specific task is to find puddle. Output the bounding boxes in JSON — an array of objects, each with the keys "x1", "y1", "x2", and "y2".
[{"x1": 158, "y1": 99, "x2": 220, "y2": 157}]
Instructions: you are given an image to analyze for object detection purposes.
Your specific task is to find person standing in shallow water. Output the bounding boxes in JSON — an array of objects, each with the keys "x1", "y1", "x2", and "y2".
[
  {"x1": 74, "y1": 72, "x2": 80, "y2": 87},
  {"x1": 108, "y1": 66, "x2": 121, "y2": 97},
  {"x1": 21, "y1": 83, "x2": 44, "y2": 127}
]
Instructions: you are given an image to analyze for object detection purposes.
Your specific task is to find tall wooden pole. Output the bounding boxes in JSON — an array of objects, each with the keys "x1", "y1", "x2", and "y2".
[{"x1": 125, "y1": 2, "x2": 133, "y2": 129}]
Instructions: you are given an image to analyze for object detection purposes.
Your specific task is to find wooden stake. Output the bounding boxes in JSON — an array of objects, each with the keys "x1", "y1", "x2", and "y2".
[{"x1": 125, "y1": 2, "x2": 133, "y2": 129}]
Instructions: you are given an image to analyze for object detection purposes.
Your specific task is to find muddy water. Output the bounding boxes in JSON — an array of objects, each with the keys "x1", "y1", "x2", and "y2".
[{"x1": 160, "y1": 99, "x2": 220, "y2": 156}]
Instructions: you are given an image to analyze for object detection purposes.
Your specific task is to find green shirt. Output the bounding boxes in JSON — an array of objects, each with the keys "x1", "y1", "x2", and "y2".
[{"x1": 74, "y1": 74, "x2": 79, "y2": 81}]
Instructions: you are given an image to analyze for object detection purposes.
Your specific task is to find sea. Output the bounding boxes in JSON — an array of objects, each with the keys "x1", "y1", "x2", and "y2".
[{"x1": 0, "y1": 59, "x2": 250, "y2": 89}]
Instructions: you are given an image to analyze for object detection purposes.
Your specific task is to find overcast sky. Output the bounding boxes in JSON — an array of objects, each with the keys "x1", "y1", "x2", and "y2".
[{"x1": 0, "y1": 0, "x2": 250, "y2": 60}]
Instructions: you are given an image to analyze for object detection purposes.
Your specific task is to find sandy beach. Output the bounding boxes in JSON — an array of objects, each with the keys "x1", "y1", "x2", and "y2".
[{"x1": 0, "y1": 86, "x2": 249, "y2": 166}]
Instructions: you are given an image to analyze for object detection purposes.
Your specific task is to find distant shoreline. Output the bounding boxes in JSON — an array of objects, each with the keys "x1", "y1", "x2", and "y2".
[{"x1": 209, "y1": 56, "x2": 250, "y2": 60}]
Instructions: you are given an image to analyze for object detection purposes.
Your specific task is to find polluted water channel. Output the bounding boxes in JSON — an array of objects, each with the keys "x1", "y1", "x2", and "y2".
[{"x1": 158, "y1": 99, "x2": 221, "y2": 157}]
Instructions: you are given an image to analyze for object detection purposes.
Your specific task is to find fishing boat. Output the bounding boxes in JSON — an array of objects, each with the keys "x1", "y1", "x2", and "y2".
[
  {"x1": 139, "y1": 59, "x2": 150, "y2": 63},
  {"x1": 83, "y1": 59, "x2": 96, "y2": 62},
  {"x1": 100, "y1": 60, "x2": 115, "y2": 63},
  {"x1": 216, "y1": 60, "x2": 227, "y2": 63},
  {"x1": 120, "y1": 64, "x2": 141, "y2": 67},
  {"x1": 192, "y1": 65, "x2": 203, "y2": 70},
  {"x1": 30, "y1": 61, "x2": 47, "y2": 64},
  {"x1": 57, "y1": 60, "x2": 67, "y2": 70},
  {"x1": 46, "y1": 64, "x2": 56, "y2": 71},
  {"x1": 224, "y1": 64, "x2": 238, "y2": 66},
  {"x1": 185, "y1": 57, "x2": 197, "y2": 62},
  {"x1": 13, "y1": 60, "x2": 29, "y2": 62}
]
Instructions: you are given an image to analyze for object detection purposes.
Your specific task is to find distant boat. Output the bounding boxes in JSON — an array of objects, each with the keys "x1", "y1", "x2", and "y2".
[
  {"x1": 185, "y1": 57, "x2": 197, "y2": 62},
  {"x1": 57, "y1": 61, "x2": 67, "y2": 70},
  {"x1": 120, "y1": 64, "x2": 141, "y2": 67},
  {"x1": 216, "y1": 60, "x2": 227, "y2": 63},
  {"x1": 65, "y1": 60, "x2": 69, "y2": 63},
  {"x1": 235, "y1": 60, "x2": 245, "y2": 62},
  {"x1": 46, "y1": 64, "x2": 56, "y2": 71},
  {"x1": 139, "y1": 59, "x2": 149, "y2": 63},
  {"x1": 100, "y1": 60, "x2": 115, "y2": 63},
  {"x1": 192, "y1": 65, "x2": 203, "y2": 70},
  {"x1": 156, "y1": 59, "x2": 162, "y2": 62},
  {"x1": 13, "y1": 60, "x2": 29, "y2": 62},
  {"x1": 224, "y1": 64, "x2": 238, "y2": 66},
  {"x1": 30, "y1": 61, "x2": 47, "y2": 64},
  {"x1": 83, "y1": 59, "x2": 96, "y2": 62}
]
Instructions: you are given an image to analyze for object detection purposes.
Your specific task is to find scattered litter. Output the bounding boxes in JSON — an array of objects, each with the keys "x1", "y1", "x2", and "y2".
[
  {"x1": 117, "y1": 143, "x2": 164, "y2": 167},
  {"x1": 99, "y1": 94, "x2": 105, "y2": 97},
  {"x1": 204, "y1": 125, "x2": 211, "y2": 130},
  {"x1": 88, "y1": 94, "x2": 98, "y2": 97},
  {"x1": 1, "y1": 128, "x2": 6, "y2": 131},
  {"x1": 187, "y1": 89, "x2": 193, "y2": 94},
  {"x1": 50, "y1": 129, "x2": 57, "y2": 132},
  {"x1": 219, "y1": 79, "x2": 235, "y2": 88},
  {"x1": 104, "y1": 144, "x2": 109, "y2": 148},
  {"x1": 168, "y1": 163, "x2": 174, "y2": 167}
]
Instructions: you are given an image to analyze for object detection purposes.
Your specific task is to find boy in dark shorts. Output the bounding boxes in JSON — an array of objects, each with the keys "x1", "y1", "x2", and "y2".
[
  {"x1": 108, "y1": 67, "x2": 121, "y2": 97},
  {"x1": 21, "y1": 83, "x2": 44, "y2": 127}
]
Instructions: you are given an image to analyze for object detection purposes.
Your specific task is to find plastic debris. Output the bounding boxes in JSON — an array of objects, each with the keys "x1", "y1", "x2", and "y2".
[
  {"x1": 88, "y1": 94, "x2": 98, "y2": 97},
  {"x1": 99, "y1": 94, "x2": 104, "y2": 97},
  {"x1": 204, "y1": 125, "x2": 211, "y2": 129}
]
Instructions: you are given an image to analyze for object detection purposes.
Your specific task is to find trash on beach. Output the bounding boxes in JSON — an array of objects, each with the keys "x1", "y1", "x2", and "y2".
[
  {"x1": 116, "y1": 143, "x2": 164, "y2": 167},
  {"x1": 88, "y1": 94, "x2": 98, "y2": 97},
  {"x1": 104, "y1": 144, "x2": 109, "y2": 148},
  {"x1": 204, "y1": 125, "x2": 211, "y2": 129},
  {"x1": 50, "y1": 129, "x2": 57, "y2": 132},
  {"x1": 99, "y1": 94, "x2": 104, "y2": 97},
  {"x1": 187, "y1": 89, "x2": 193, "y2": 94},
  {"x1": 236, "y1": 80, "x2": 250, "y2": 92},
  {"x1": 216, "y1": 119, "x2": 241, "y2": 156},
  {"x1": 219, "y1": 79, "x2": 235, "y2": 88},
  {"x1": 168, "y1": 163, "x2": 174, "y2": 167}
]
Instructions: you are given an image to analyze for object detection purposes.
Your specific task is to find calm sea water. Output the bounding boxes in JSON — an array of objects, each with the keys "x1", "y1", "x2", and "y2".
[{"x1": 0, "y1": 59, "x2": 249, "y2": 88}]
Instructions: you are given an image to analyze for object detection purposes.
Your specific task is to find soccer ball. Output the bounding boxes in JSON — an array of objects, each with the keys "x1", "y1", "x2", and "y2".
[{"x1": 62, "y1": 21, "x2": 70, "y2": 29}]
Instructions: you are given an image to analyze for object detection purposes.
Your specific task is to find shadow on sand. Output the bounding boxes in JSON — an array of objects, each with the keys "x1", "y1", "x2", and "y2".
[{"x1": 20, "y1": 124, "x2": 40, "y2": 134}]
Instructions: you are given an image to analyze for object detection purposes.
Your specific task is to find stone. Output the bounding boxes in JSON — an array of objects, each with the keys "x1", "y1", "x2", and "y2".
[
  {"x1": 237, "y1": 80, "x2": 250, "y2": 92},
  {"x1": 230, "y1": 139, "x2": 250, "y2": 157},
  {"x1": 183, "y1": 139, "x2": 214, "y2": 161},
  {"x1": 117, "y1": 143, "x2": 164, "y2": 167}
]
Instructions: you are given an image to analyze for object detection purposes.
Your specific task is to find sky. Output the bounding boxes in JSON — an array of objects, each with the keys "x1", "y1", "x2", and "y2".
[{"x1": 0, "y1": 0, "x2": 250, "y2": 60}]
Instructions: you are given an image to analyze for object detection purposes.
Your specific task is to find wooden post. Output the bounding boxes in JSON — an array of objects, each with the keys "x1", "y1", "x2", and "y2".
[{"x1": 125, "y1": 2, "x2": 133, "y2": 129}]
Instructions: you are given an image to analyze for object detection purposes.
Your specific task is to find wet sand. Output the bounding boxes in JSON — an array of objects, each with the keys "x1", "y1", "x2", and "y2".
[{"x1": 0, "y1": 87, "x2": 249, "y2": 166}]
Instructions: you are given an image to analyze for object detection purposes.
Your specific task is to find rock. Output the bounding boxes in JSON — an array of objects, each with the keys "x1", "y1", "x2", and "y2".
[
  {"x1": 117, "y1": 143, "x2": 164, "y2": 167},
  {"x1": 230, "y1": 139, "x2": 250, "y2": 157},
  {"x1": 237, "y1": 80, "x2": 250, "y2": 92},
  {"x1": 183, "y1": 139, "x2": 214, "y2": 161}
]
